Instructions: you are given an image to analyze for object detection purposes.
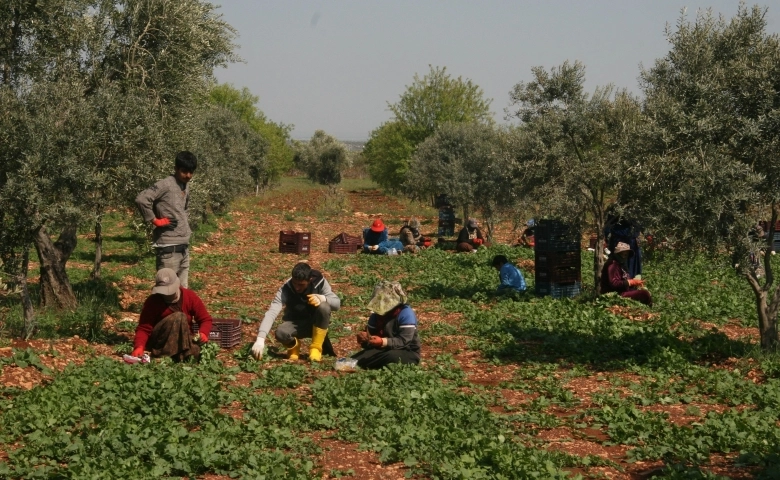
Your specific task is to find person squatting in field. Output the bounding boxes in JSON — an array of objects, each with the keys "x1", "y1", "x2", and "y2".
[
  {"x1": 132, "y1": 268, "x2": 213, "y2": 362},
  {"x1": 491, "y1": 255, "x2": 528, "y2": 294},
  {"x1": 352, "y1": 280, "x2": 421, "y2": 369},
  {"x1": 456, "y1": 218, "x2": 486, "y2": 252},
  {"x1": 399, "y1": 217, "x2": 431, "y2": 253},
  {"x1": 600, "y1": 242, "x2": 653, "y2": 306},
  {"x1": 135, "y1": 151, "x2": 197, "y2": 288},
  {"x1": 251, "y1": 262, "x2": 339, "y2": 362},
  {"x1": 363, "y1": 218, "x2": 404, "y2": 255}
]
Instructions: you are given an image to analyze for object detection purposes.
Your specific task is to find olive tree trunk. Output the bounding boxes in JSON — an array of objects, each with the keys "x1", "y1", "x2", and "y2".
[
  {"x1": 744, "y1": 207, "x2": 780, "y2": 350},
  {"x1": 591, "y1": 194, "x2": 608, "y2": 294},
  {"x1": 33, "y1": 224, "x2": 77, "y2": 309},
  {"x1": 20, "y1": 247, "x2": 36, "y2": 340},
  {"x1": 90, "y1": 215, "x2": 103, "y2": 279}
]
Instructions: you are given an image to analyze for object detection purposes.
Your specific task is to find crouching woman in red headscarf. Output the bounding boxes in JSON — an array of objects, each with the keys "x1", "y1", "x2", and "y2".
[
  {"x1": 352, "y1": 281, "x2": 421, "y2": 369},
  {"x1": 600, "y1": 242, "x2": 653, "y2": 306}
]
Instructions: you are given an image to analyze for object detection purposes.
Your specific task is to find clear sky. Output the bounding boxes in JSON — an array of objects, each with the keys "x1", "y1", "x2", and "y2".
[{"x1": 214, "y1": 1, "x2": 779, "y2": 141}]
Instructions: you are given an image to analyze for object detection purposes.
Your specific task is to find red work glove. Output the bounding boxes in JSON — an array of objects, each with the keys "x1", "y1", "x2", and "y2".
[
  {"x1": 199, "y1": 332, "x2": 209, "y2": 343},
  {"x1": 473, "y1": 238, "x2": 483, "y2": 246},
  {"x1": 368, "y1": 336, "x2": 384, "y2": 348},
  {"x1": 152, "y1": 217, "x2": 178, "y2": 228},
  {"x1": 628, "y1": 278, "x2": 644, "y2": 288},
  {"x1": 131, "y1": 347, "x2": 144, "y2": 357}
]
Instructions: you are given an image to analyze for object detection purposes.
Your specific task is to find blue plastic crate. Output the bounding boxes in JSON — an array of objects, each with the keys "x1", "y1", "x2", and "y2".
[{"x1": 535, "y1": 281, "x2": 581, "y2": 299}]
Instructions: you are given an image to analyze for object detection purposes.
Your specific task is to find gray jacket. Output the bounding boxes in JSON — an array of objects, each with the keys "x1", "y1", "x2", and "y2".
[
  {"x1": 135, "y1": 175, "x2": 192, "y2": 245},
  {"x1": 257, "y1": 274, "x2": 341, "y2": 340}
]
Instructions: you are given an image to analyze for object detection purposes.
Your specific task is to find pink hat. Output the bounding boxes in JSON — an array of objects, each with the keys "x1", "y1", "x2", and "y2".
[{"x1": 370, "y1": 219, "x2": 385, "y2": 232}]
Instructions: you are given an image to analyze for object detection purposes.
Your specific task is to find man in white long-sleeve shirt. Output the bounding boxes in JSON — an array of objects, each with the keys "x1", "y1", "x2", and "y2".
[{"x1": 251, "y1": 262, "x2": 340, "y2": 362}]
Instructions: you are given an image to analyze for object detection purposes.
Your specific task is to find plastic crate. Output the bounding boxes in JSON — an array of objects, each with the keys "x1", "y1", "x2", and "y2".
[
  {"x1": 279, "y1": 231, "x2": 311, "y2": 254},
  {"x1": 535, "y1": 265, "x2": 581, "y2": 283},
  {"x1": 535, "y1": 250, "x2": 581, "y2": 269},
  {"x1": 535, "y1": 220, "x2": 580, "y2": 252},
  {"x1": 438, "y1": 226, "x2": 455, "y2": 237},
  {"x1": 535, "y1": 281, "x2": 581, "y2": 299},
  {"x1": 534, "y1": 238, "x2": 580, "y2": 252},
  {"x1": 438, "y1": 207, "x2": 455, "y2": 220},
  {"x1": 329, "y1": 242, "x2": 360, "y2": 254},
  {"x1": 279, "y1": 230, "x2": 310, "y2": 244},
  {"x1": 193, "y1": 318, "x2": 242, "y2": 348}
]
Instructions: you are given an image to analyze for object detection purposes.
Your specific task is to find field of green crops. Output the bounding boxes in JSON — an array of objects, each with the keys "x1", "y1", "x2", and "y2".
[{"x1": 1, "y1": 179, "x2": 779, "y2": 479}]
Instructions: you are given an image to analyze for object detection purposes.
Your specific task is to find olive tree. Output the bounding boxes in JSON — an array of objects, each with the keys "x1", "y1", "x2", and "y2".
[
  {"x1": 0, "y1": 0, "x2": 237, "y2": 310},
  {"x1": 364, "y1": 65, "x2": 493, "y2": 191},
  {"x1": 208, "y1": 83, "x2": 294, "y2": 193},
  {"x1": 507, "y1": 61, "x2": 643, "y2": 290},
  {"x1": 406, "y1": 122, "x2": 521, "y2": 241},
  {"x1": 295, "y1": 130, "x2": 349, "y2": 189},
  {"x1": 628, "y1": 4, "x2": 780, "y2": 349},
  {"x1": 189, "y1": 105, "x2": 268, "y2": 223}
]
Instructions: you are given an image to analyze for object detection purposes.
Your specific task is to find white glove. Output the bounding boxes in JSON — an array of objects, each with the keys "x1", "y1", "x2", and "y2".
[
  {"x1": 250, "y1": 337, "x2": 265, "y2": 359},
  {"x1": 307, "y1": 294, "x2": 327, "y2": 307},
  {"x1": 370, "y1": 245, "x2": 379, "y2": 251}
]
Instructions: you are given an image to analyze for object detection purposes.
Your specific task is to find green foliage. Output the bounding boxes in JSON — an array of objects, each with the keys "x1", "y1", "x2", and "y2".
[
  {"x1": 208, "y1": 83, "x2": 294, "y2": 189},
  {"x1": 0, "y1": 358, "x2": 316, "y2": 478},
  {"x1": 188, "y1": 105, "x2": 267, "y2": 223},
  {"x1": 363, "y1": 121, "x2": 416, "y2": 192},
  {"x1": 0, "y1": 348, "x2": 53, "y2": 376},
  {"x1": 364, "y1": 65, "x2": 493, "y2": 191},
  {"x1": 406, "y1": 122, "x2": 517, "y2": 240},
  {"x1": 251, "y1": 363, "x2": 308, "y2": 389},
  {"x1": 295, "y1": 130, "x2": 349, "y2": 186},
  {"x1": 0, "y1": 0, "x2": 240, "y2": 313},
  {"x1": 508, "y1": 60, "x2": 643, "y2": 287},
  {"x1": 304, "y1": 365, "x2": 574, "y2": 479},
  {"x1": 629, "y1": 3, "x2": 780, "y2": 348}
]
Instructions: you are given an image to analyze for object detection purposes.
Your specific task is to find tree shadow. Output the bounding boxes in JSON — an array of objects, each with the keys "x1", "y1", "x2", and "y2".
[
  {"x1": 476, "y1": 323, "x2": 752, "y2": 370},
  {"x1": 71, "y1": 250, "x2": 146, "y2": 264}
]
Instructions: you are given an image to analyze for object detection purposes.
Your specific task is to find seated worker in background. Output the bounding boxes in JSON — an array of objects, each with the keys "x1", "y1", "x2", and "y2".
[
  {"x1": 251, "y1": 262, "x2": 339, "y2": 362},
  {"x1": 491, "y1": 255, "x2": 527, "y2": 293},
  {"x1": 456, "y1": 218, "x2": 486, "y2": 252},
  {"x1": 519, "y1": 219, "x2": 536, "y2": 247},
  {"x1": 600, "y1": 242, "x2": 652, "y2": 306},
  {"x1": 399, "y1": 217, "x2": 431, "y2": 253},
  {"x1": 352, "y1": 280, "x2": 421, "y2": 369},
  {"x1": 132, "y1": 268, "x2": 212, "y2": 362},
  {"x1": 363, "y1": 218, "x2": 404, "y2": 255}
]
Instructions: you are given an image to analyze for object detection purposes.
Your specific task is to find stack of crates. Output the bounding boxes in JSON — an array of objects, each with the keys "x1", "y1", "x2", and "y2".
[
  {"x1": 534, "y1": 219, "x2": 581, "y2": 298},
  {"x1": 438, "y1": 206, "x2": 455, "y2": 237},
  {"x1": 278, "y1": 231, "x2": 311, "y2": 254}
]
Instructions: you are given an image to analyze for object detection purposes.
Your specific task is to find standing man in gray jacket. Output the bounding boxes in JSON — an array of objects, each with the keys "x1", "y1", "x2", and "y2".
[{"x1": 135, "y1": 151, "x2": 197, "y2": 287}]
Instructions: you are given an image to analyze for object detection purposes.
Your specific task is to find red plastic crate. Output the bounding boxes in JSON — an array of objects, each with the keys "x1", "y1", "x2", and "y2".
[
  {"x1": 279, "y1": 231, "x2": 311, "y2": 254},
  {"x1": 193, "y1": 318, "x2": 242, "y2": 348},
  {"x1": 329, "y1": 242, "x2": 360, "y2": 253},
  {"x1": 328, "y1": 232, "x2": 361, "y2": 254}
]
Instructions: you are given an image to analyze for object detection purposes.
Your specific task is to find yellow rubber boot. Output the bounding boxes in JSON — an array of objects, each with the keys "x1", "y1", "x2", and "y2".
[
  {"x1": 286, "y1": 338, "x2": 300, "y2": 360},
  {"x1": 309, "y1": 327, "x2": 328, "y2": 362}
]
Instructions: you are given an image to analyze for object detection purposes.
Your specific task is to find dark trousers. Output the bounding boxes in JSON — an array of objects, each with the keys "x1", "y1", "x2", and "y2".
[
  {"x1": 351, "y1": 348, "x2": 420, "y2": 369},
  {"x1": 274, "y1": 303, "x2": 335, "y2": 355}
]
